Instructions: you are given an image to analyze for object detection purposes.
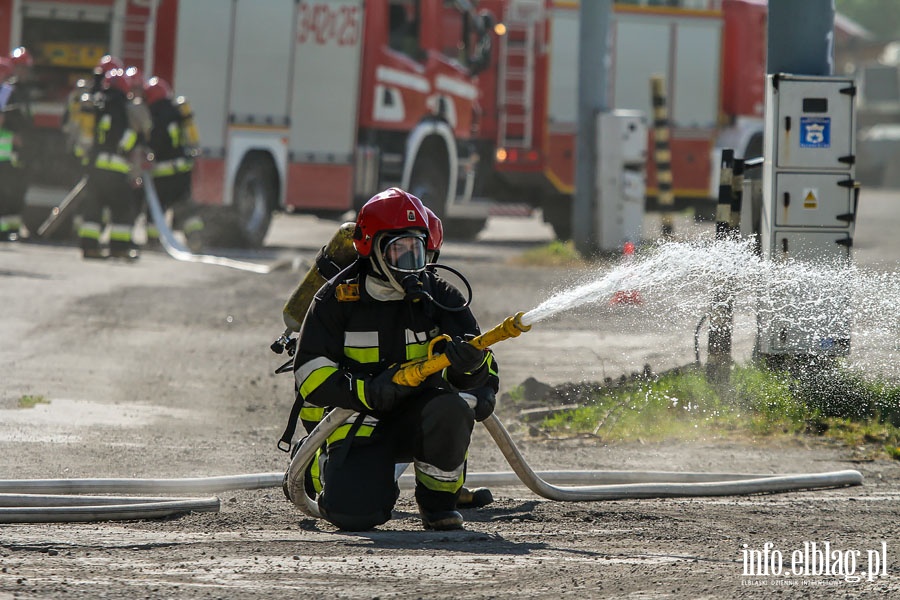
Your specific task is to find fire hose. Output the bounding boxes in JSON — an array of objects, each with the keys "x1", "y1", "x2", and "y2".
[
  {"x1": 0, "y1": 312, "x2": 862, "y2": 523},
  {"x1": 142, "y1": 173, "x2": 275, "y2": 274}
]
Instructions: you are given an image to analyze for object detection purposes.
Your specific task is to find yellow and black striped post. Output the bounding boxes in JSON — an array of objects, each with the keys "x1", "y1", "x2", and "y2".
[
  {"x1": 707, "y1": 149, "x2": 736, "y2": 383},
  {"x1": 650, "y1": 75, "x2": 675, "y2": 237}
]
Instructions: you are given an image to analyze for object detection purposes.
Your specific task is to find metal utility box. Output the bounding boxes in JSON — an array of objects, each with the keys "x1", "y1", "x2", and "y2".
[
  {"x1": 759, "y1": 74, "x2": 859, "y2": 357},
  {"x1": 595, "y1": 110, "x2": 647, "y2": 252}
]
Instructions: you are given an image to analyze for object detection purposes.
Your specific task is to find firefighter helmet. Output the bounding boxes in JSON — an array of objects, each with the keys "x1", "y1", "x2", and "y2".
[
  {"x1": 10, "y1": 46, "x2": 33, "y2": 68},
  {"x1": 103, "y1": 68, "x2": 130, "y2": 94},
  {"x1": 354, "y1": 188, "x2": 431, "y2": 294},
  {"x1": 95, "y1": 55, "x2": 124, "y2": 76},
  {"x1": 353, "y1": 187, "x2": 429, "y2": 257},
  {"x1": 143, "y1": 76, "x2": 172, "y2": 105},
  {"x1": 124, "y1": 66, "x2": 144, "y2": 94}
]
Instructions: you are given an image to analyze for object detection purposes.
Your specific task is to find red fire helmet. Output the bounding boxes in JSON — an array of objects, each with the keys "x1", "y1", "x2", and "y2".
[
  {"x1": 143, "y1": 76, "x2": 172, "y2": 105},
  {"x1": 353, "y1": 188, "x2": 430, "y2": 257}
]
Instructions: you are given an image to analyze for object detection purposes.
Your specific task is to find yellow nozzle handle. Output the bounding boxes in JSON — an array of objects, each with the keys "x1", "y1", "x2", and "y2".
[{"x1": 392, "y1": 312, "x2": 531, "y2": 387}]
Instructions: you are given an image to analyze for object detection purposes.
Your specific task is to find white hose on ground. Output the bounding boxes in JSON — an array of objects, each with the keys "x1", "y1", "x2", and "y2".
[
  {"x1": 0, "y1": 474, "x2": 282, "y2": 524},
  {"x1": 0, "y1": 410, "x2": 863, "y2": 523},
  {"x1": 142, "y1": 172, "x2": 275, "y2": 274},
  {"x1": 283, "y1": 408, "x2": 863, "y2": 518}
]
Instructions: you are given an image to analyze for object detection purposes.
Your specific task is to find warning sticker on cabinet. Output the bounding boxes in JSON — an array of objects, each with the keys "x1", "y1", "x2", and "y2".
[{"x1": 803, "y1": 188, "x2": 818, "y2": 209}]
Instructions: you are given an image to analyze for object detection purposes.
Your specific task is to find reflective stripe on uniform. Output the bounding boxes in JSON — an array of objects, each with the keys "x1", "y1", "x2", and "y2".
[
  {"x1": 295, "y1": 356, "x2": 339, "y2": 400},
  {"x1": 151, "y1": 156, "x2": 193, "y2": 177},
  {"x1": 78, "y1": 221, "x2": 102, "y2": 240},
  {"x1": 0, "y1": 215, "x2": 22, "y2": 232},
  {"x1": 415, "y1": 459, "x2": 465, "y2": 493},
  {"x1": 309, "y1": 447, "x2": 325, "y2": 493},
  {"x1": 0, "y1": 130, "x2": 13, "y2": 161},
  {"x1": 95, "y1": 151, "x2": 131, "y2": 173},
  {"x1": 344, "y1": 331, "x2": 379, "y2": 364},
  {"x1": 119, "y1": 129, "x2": 137, "y2": 153},
  {"x1": 405, "y1": 329, "x2": 430, "y2": 360},
  {"x1": 108, "y1": 224, "x2": 132, "y2": 243},
  {"x1": 299, "y1": 404, "x2": 325, "y2": 422},
  {"x1": 167, "y1": 121, "x2": 182, "y2": 149},
  {"x1": 327, "y1": 423, "x2": 375, "y2": 446}
]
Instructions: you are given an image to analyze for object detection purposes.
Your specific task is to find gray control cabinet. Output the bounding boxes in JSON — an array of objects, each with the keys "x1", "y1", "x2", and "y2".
[
  {"x1": 595, "y1": 110, "x2": 647, "y2": 252},
  {"x1": 759, "y1": 74, "x2": 858, "y2": 357}
]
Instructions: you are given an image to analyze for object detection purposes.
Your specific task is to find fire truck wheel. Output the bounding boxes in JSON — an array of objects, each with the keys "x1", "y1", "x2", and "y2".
[
  {"x1": 233, "y1": 156, "x2": 276, "y2": 247},
  {"x1": 542, "y1": 194, "x2": 572, "y2": 241},
  {"x1": 443, "y1": 217, "x2": 486, "y2": 240}
]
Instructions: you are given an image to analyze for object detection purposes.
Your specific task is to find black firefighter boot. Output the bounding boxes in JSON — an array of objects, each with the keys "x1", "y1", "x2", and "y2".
[
  {"x1": 457, "y1": 486, "x2": 494, "y2": 509},
  {"x1": 415, "y1": 483, "x2": 463, "y2": 531}
]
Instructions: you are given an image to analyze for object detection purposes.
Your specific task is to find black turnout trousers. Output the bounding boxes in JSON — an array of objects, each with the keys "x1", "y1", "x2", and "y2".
[{"x1": 316, "y1": 388, "x2": 474, "y2": 531}]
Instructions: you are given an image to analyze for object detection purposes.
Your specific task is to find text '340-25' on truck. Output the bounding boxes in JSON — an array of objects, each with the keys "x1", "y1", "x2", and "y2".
[{"x1": 6, "y1": 0, "x2": 495, "y2": 245}]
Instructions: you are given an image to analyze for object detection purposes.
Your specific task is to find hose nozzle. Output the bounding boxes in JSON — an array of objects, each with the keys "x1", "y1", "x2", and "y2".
[{"x1": 392, "y1": 311, "x2": 532, "y2": 387}]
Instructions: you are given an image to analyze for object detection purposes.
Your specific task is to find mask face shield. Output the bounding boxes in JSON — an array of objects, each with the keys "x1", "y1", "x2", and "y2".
[
  {"x1": 373, "y1": 231, "x2": 428, "y2": 295},
  {"x1": 382, "y1": 233, "x2": 426, "y2": 274}
]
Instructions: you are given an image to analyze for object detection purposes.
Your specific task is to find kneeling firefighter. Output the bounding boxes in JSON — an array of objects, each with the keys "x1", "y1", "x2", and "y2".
[{"x1": 282, "y1": 188, "x2": 498, "y2": 531}]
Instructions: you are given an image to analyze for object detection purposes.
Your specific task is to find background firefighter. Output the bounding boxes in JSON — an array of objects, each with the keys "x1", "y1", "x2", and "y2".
[
  {"x1": 288, "y1": 188, "x2": 499, "y2": 531},
  {"x1": 0, "y1": 47, "x2": 33, "y2": 240},
  {"x1": 142, "y1": 75, "x2": 203, "y2": 250},
  {"x1": 76, "y1": 67, "x2": 141, "y2": 260}
]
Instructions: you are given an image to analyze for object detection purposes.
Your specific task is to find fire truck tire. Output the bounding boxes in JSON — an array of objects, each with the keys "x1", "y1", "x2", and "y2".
[
  {"x1": 542, "y1": 195, "x2": 572, "y2": 241},
  {"x1": 233, "y1": 156, "x2": 276, "y2": 247},
  {"x1": 443, "y1": 217, "x2": 486, "y2": 240}
]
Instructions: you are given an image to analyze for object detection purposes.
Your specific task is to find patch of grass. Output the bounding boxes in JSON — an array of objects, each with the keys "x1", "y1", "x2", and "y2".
[
  {"x1": 534, "y1": 364, "x2": 900, "y2": 458},
  {"x1": 511, "y1": 240, "x2": 584, "y2": 267},
  {"x1": 18, "y1": 395, "x2": 49, "y2": 409}
]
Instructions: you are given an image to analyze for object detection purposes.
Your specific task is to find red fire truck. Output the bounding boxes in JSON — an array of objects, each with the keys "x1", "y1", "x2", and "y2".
[
  {"x1": 2, "y1": 0, "x2": 494, "y2": 243},
  {"x1": 472, "y1": 0, "x2": 769, "y2": 238}
]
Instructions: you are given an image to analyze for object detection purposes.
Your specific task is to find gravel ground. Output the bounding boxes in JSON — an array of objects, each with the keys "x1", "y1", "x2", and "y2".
[{"x1": 1, "y1": 215, "x2": 897, "y2": 599}]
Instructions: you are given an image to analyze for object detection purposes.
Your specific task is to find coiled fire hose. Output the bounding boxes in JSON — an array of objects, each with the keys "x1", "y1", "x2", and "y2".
[{"x1": 0, "y1": 312, "x2": 862, "y2": 523}]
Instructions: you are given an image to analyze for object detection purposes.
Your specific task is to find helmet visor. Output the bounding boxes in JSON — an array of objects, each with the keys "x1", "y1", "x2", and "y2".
[{"x1": 382, "y1": 233, "x2": 426, "y2": 273}]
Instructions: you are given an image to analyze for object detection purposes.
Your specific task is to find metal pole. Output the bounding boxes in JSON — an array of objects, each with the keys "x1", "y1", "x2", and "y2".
[
  {"x1": 767, "y1": 0, "x2": 835, "y2": 76},
  {"x1": 573, "y1": 0, "x2": 612, "y2": 255}
]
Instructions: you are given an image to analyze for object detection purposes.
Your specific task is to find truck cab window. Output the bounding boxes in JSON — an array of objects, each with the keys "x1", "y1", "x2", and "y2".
[{"x1": 389, "y1": 1, "x2": 422, "y2": 60}]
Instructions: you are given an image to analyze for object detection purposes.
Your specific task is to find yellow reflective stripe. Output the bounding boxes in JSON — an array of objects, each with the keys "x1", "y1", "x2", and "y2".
[
  {"x1": 109, "y1": 229, "x2": 132, "y2": 243},
  {"x1": 97, "y1": 114, "x2": 111, "y2": 144},
  {"x1": 406, "y1": 341, "x2": 429, "y2": 361},
  {"x1": 151, "y1": 157, "x2": 193, "y2": 176},
  {"x1": 487, "y1": 353, "x2": 498, "y2": 377},
  {"x1": 327, "y1": 423, "x2": 375, "y2": 446},
  {"x1": 356, "y1": 378, "x2": 370, "y2": 409},
  {"x1": 344, "y1": 346, "x2": 379, "y2": 363},
  {"x1": 167, "y1": 121, "x2": 182, "y2": 148},
  {"x1": 299, "y1": 365, "x2": 338, "y2": 400},
  {"x1": 95, "y1": 152, "x2": 131, "y2": 173},
  {"x1": 78, "y1": 226, "x2": 102, "y2": 240},
  {"x1": 299, "y1": 405, "x2": 325, "y2": 422},
  {"x1": 119, "y1": 129, "x2": 137, "y2": 152},
  {"x1": 0, "y1": 130, "x2": 12, "y2": 160},
  {"x1": 415, "y1": 469, "x2": 465, "y2": 494},
  {"x1": 310, "y1": 447, "x2": 324, "y2": 493},
  {"x1": 152, "y1": 164, "x2": 176, "y2": 176}
]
